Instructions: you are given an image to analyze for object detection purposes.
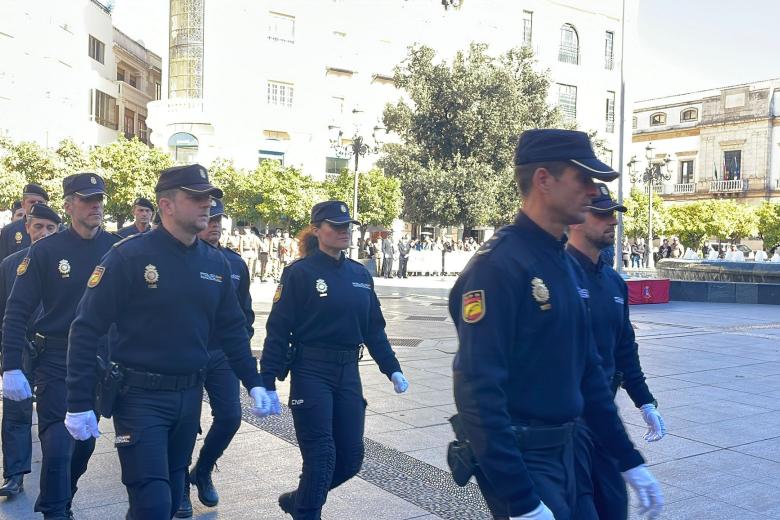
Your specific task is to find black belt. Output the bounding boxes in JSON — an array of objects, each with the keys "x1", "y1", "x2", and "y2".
[
  {"x1": 298, "y1": 345, "x2": 364, "y2": 365},
  {"x1": 512, "y1": 421, "x2": 574, "y2": 451},
  {"x1": 122, "y1": 367, "x2": 204, "y2": 391},
  {"x1": 32, "y1": 333, "x2": 68, "y2": 349}
]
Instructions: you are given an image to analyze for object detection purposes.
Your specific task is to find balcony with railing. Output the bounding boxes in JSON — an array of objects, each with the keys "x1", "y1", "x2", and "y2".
[
  {"x1": 710, "y1": 179, "x2": 747, "y2": 193},
  {"x1": 558, "y1": 44, "x2": 579, "y2": 65},
  {"x1": 672, "y1": 183, "x2": 696, "y2": 194}
]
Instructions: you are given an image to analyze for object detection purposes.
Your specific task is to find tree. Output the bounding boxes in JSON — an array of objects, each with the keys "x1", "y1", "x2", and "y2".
[
  {"x1": 622, "y1": 187, "x2": 667, "y2": 241},
  {"x1": 90, "y1": 136, "x2": 173, "y2": 227},
  {"x1": 380, "y1": 43, "x2": 561, "y2": 232},
  {"x1": 756, "y1": 202, "x2": 780, "y2": 250},
  {"x1": 666, "y1": 201, "x2": 716, "y2": 250},
  {"x1": 709, "y1": 200, "x2": 757, "y2": 244},
  {"x1": 0, "y1": 139, "x2": 63, "y2": 209},
  {"x1": 322, "y1": 167, "x2": 403, "y2": 235}
]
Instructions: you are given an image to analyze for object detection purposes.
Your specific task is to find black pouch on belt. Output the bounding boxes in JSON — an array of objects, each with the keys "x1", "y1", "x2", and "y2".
[
  {"x1": 447, "y1": 414, "x2": 478, "y2": 486},
  {"x1": 95, "y1": 356, "x2": 124, "y2": 419}
]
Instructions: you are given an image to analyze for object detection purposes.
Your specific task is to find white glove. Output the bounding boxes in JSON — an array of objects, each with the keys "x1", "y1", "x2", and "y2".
[
  {"x1": 249, "y1": 386, "x2": 271, "y2": 417},
  {"x1": 640, "y1": 403, "x2": 666, "y2": 442},
  {"x1": 64, "y1": 411, "x2": 100, "y2": 441},
  {"x1": 510, "y1": 501, "x2": 555, "y2": 519},
  {"x1": 622, "y1": 464, "x2": 664, "y2": 519},
  {"x1": 391, "y1": 372, "x2": 408, "y2": 394},
  {"x1": 268, "y1": 390, "x2": 282, "y2": 415},
  {"x1": 2, "y1": 369, "x2": 32, "y2": 401}
]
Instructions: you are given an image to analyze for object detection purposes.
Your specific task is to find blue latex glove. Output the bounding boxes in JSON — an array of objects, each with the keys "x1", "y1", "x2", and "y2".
[
  {"x1": 2, "y1": 369, "x2": 32, "y2": 401},
  {"x1": 65, "y1": 411, "x2": 100, "y2": 441},
  {"x1": 391, "y1": 372, "x2": 408, "y2": 393},
  {"x1": 249, "y1": 387, "x2": 271, "y2": 417},
  {"x1": 268, "y1": 390, "x2": 282, "y2": 415}
]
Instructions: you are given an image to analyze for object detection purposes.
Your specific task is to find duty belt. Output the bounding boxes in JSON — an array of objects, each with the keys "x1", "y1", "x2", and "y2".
[
  {"x1": 512, "y1": 421, "x2": 574, "y2": 451},
  {"x1": 32, "y1": 333, "x2": 68, "y2": 350},
  {"x1": 122, "y1": 367, "x2": 204, "y2": 391},
  {"x1": 298, "y1": 344, "x2": 365, "y2": 365}
]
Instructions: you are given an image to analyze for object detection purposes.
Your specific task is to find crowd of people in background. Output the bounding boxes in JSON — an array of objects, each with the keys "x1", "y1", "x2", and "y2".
[{"x1": 220, "y1": 226, "x2": 300, "y2": 282}]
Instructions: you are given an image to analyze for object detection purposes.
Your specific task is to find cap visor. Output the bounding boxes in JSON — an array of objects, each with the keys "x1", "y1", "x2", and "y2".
[
  {"x1": 322, "y1": 217, "x2": 361, "y2": 226},
  {"x1": 209, "y1": 211, "x2": 226, "y2": 218},
  {"x1": 569, "y1": 158, "x2": 619, "y2": 181},
  {"x1": 72, "y1": 189, "x2": 107, "y2": 197},
  {"x1": 587, "y1": 202, "x2": 627, "y2": 213},
  {"x1": 181, "y1": 184, "x2": 225, "y2": 199}
]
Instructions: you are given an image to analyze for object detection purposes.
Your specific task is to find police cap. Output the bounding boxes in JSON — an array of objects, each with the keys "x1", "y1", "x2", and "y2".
[
  {"x1": 63, "y1": 173, "x2": 106, "y2": 197},
  {"x1": 155, "y1": 164, "x2": 224, "y2": 198},
  {"x1": 311, "y1": 200, "x2": 360, "y2": 226},
  {"x1": 587, "y1": 183, "x2": 626, "y2": 213},
  {"x1": 133, "y1": 197, "x2": 155, "y2": 211},
  {"x1": 27, "y1": 203, "x2": 62, "y2": 224},
  {"x1": 209, "y1": 198, "x2": 226, "y2": 218},
  {"x1": 514, "y1": 129, "x2": 619, "y2": 182},
  {"x1": 11, "y1": 200, "x2": 21, "y2": 212},
  {"x1": 23, "y1": 183, "x2": 49, "y2": 201}
]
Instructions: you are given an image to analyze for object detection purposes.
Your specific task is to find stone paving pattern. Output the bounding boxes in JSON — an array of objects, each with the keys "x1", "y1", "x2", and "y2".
[{"x1": 2, "y1": 278, "x2": 780, "y2": 518}]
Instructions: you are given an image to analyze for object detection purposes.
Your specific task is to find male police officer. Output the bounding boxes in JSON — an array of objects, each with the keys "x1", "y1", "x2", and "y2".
[
  {"x1": 117, "y1": 197, "x2": 154, "y2": 238},
  {"x1": 64, "y1": 164, "x2": 275, "y2": 520},
  {"x1": 176, "y1": 198, "x2": 255, "y2": 518},
  {"x1": 0, "y1": 204, "x2": 61, "y2": 497},
  {"x1": 2, "y1": 174, "x2": 117, "y2": 520},
  {"x1": 567, "y1": 183, "x2": 666, "y2": 520},
  {"x1": 450, "y1": 130, "x2": 663, "y2": 520},
  {"x1": 0, "y1": 183, "x2": 49, "y2": 260}
]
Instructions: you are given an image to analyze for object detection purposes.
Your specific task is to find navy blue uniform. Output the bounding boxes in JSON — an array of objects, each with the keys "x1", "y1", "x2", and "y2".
[
  {"x1": 67, "y1": 226, "x2": 262, "y2": 520},
  {"x1": 116, "y1": 223, "x2": 150, "y2": 238},
  {"x1": 2, "y1": 227, "x2": 118, "y2": 518},
  {"x1": 0, "y1": 248, "x2": 35, "y2": 482},
  {"x1": 449, "y1": 212, "x2": 643, "y2": 519},
  {"x1": 0, "y1": 219, "x2": 30, "y2": 261},
  {"x1": 568, "y1": 245, "x2": 655, "y2": 520},
  {"x1": 261, "y1": 249, "x2": 401, "y2": 519}
]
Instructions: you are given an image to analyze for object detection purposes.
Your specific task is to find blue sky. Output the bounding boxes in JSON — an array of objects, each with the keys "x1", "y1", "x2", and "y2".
[{"x1": 111, "y1": 0, "x2": 780, "y2": 101}]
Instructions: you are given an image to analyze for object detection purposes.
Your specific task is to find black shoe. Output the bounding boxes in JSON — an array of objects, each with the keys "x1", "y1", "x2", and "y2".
[
  {"x1": 278, "y1": 491, "x2": 295, "y2": 515},
  {"x1": 189, "y1": 465, "x2": 218, "y2": 507},
  {"x1": 0, "y1": 475, "x2": 23, "y2": 497},
  {"x1": 174, "y1": 488, "x2": 193, "y2": 518}
]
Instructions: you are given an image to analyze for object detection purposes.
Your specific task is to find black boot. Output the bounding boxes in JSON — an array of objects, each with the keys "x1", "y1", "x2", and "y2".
[
  {"x1": 0, "y1": 475, "x2": 23, "y2": 497},
  {"x1": 278, "y1": 491, "x2": 295, "y2": 516},
  {"x1": 174, "y1": 487, "x2": 193, "y2": 518},
  {"x1": 189, "y1": 463, "x2": 218, "y2": 507}
]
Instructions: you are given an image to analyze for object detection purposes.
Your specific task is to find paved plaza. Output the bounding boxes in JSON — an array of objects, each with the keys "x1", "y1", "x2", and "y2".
[{"x1": 2, "y1": 279, "x2": 780, "y2": 519}]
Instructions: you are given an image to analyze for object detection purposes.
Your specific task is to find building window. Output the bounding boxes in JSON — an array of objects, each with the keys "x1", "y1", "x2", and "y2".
[
  {"x1": 117, "y1": 68, "x2": 125, "y2": 81},
  {"x1": 650, "y1": 112, "x2": 666, "y2": 126},
  {"x1": 605, "y1": 31, "x2": 614, "y2": 70},
  {"x1": 681, "y1": 108, "x2": 698, "y2": 122},
  {"x1": 558, "y1": 24, "x2": 579, "y2": 65},
  {"x1": 259, "y1": 150, "x2": 285, "y2": 165},
  {"x1": 522, "y1": 11, "x2": 533, "y2": 47},
  {"x1": 557, "y1": 84, "x2": 577, "y2": 121},
  {"x1": 268, "y1": 12, "x2": 295, "y2": 44},
  {"x1": 632, "y1": 116, "x2": 637, "y2": 129},
  {"x1": 168, "y1": 132, "x2": 199, "y2": 164},
  {"x1": 605, "y1": 91, "x2": 615, "y2": 133},
  {"x1": 723, "y1": 150, "x2": 741, "y2": 180},
  {"x1": 169, "y1": 0, "x2": 204, "y2": 99},
  {"x1": 326, "y1": 157, "x2": 349, "y2": 175},
  {"x1": 155, "y1": 82, "x2": 162, "y2": 100},
  {"x1": 138, "y1": 115, "x2": 148, "y2": 144},
  {"x1": 90, "y1": 89, "x2": 117, "y2": 129},
  {"x1": 88, "y1": 35, "x2": 105, "y2": 64},
  {"x1": 679, "y1": 160, "x2": 694, "y2": 184},
  {"x1": 124, "y1": 108, "x2": 135, "y2": 139},
  {"x1": 267, "y1": 81, "x2": 294, "y2": 108}
]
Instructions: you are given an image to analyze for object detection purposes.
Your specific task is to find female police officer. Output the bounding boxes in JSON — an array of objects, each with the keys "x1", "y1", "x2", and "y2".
[{"x1": 261, "y1": 200, "x2": 409, "y2": 519}]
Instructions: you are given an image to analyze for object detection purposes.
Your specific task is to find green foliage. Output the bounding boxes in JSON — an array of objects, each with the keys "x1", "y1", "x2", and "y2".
[
  {"x1": 381, "y1": 42, "x2": 560, "y2": 229},
  {"x1": 708, "y1": 200, "x2": 757, "y2": 243},
  {"x1": 322, "y1": 167, "x2": 403, "y2": 231},
  {"x1": 90, "y1": 136, "x2": 173, "y2": 227},
  {"x1": 622, "y1": 187, "x2": 667, "y2": 240},
  {"x1": 666, "y1": 201, "x2": 717, "y2": 249},
  {"x1": 756, "y1": 202, "x2": 780, "y2": 249}
]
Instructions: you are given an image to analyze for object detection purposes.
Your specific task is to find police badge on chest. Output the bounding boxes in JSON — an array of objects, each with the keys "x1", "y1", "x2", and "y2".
[{"x1": 315, "y1": 278, "x2": 328, "y2": 297}]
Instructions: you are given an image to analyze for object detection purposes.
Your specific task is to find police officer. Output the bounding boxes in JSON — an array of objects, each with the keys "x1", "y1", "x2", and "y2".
[
  {"x1": 10, "y1": 201, "x2": 25, "y2": 223},
  {"x1": 261, "y1": 200, "x2": 409, "y2": 520},
  {"x1": 450, "y1": 130, "x2": 663, "y2": 520},
  {"x1": 567, "y1": 183, "x2": 666, "y2": 520},
  {"x1": 0, "y1": 204, "x2": 61, "y2": 497},
  {"x1": 176, "y1": 198, "x2": 255, "y2": 518},
  {"x1": 64, "y1": 164, "x2": 274, "y2": 520},
  {"x1": 116, "y1": 197, "x2": 154, "y2": 237},
  {"x1": 0, "y1": 184, "x2": 49, "y2": 260},
  {"x1": 1, "y1": 173, "x2": 117, "y2": 520}
]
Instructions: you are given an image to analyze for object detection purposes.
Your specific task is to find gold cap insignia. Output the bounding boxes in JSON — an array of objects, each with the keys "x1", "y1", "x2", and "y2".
[
  {"x1": 273, "y1": 283, "x2": 283, "y2": 303},
  {"x1": 531, "y1": 277, "x2": 551, "y2": 310},
  {"x1": 144, "y1": 264, "x2": 159, "y2": 287},
  {"x1": 87, "y1": 266, "x2": 105, "y2": 288},
  {"x1": 16, "y1": 257, "x2": 29, "y2": 276},
  {"x1": 58, "y1": 259, "x2": 71, "y2": 278},
  {"x1": 315, "y1": 278, "x2": 328, "y2": 297},
  {"x1": 462, "y1": 290, "x2": 485, "y2": 324},
  {"x1": 14, "y1": 232, "x2": 22, "y2": 244}
]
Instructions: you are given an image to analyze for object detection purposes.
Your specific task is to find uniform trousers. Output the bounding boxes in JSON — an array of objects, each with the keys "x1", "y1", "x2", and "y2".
[
  {"x1": 113, "y1": 384, "x2": 202, "y2": 520},
  {"x1": 474, "y1": 434, "x2": 575, "y2": 520},
  {"x1": 573, "y1": 420, "x2": 628, "y2": 520},
  {"x1": 288, "y1": 356, "x2": 366, "y2": 520},
  {"x1": 34, "y1": 349, "x2": 95, "y2": 519},
  {"x1": 259, "y1": 252, "x2": 269, "y2": 280},
  {"x1": 2, "y1": 362, "x2": 33, "y2": 479}
]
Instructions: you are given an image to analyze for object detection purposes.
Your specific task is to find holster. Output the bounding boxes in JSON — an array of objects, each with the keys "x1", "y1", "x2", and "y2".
[
  {"x1": 95, "y1": 356, "x2": 124, "y2": 419},
  {"x1": 278, "y1": 342, "x2": 298, "y2": 382},
  {"x1": 447, "y1": 414, "x2": 477, "y2": 486},
  {"x1": 611, "y1": 371, "x2": 624, "y2": 396}
]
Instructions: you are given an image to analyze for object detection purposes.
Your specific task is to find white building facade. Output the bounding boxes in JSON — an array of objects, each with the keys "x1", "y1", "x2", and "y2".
[{"x1": 148, "y1": 0, "x2": 632, "y2": 180}]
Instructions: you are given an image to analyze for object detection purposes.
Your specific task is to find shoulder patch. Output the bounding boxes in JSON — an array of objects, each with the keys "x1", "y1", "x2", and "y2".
[
  {"x1": 273, "y1": 283, "x2": 283, "y2": 303},
  {"x1": 87, "y1": 266, "x2": 105, "y2": 288},
  {"x1": 16, "y1": 257, "x2": 29, "y2": 276},
  {"x1": 112, "y1": 233, "x2": 143, "y2": 248},
  {"x1": 462, "y1": 290, "x2": 486, "y2": 324}
]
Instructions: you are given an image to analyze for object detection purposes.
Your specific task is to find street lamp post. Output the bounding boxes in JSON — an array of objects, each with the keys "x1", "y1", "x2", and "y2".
[{"x1": 627, "y1": 142, "x2": 672, "y2": 269}]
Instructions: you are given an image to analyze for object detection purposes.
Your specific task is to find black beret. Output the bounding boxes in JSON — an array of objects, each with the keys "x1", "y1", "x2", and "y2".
[
  {"x1": 27, "y1": 203, "x2": 61, "y2": 224},
  {"x1": 23, "y1": 183, "x2": 49, "y2": 201},
  {"x1": 133, "y1": 197, "x2": 155, "y2": 211}
]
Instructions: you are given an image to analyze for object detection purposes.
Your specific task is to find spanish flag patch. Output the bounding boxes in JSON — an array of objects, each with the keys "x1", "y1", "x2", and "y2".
[
  {"x1": 462, "y1": 290, "x2": 485, "y2": 324},
  {"x1": 87, "y1": 266, "x2": 105, "y2": 288},
  {"x1": 273, "y1": 283, "x2": 283, "y2": 303}
]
